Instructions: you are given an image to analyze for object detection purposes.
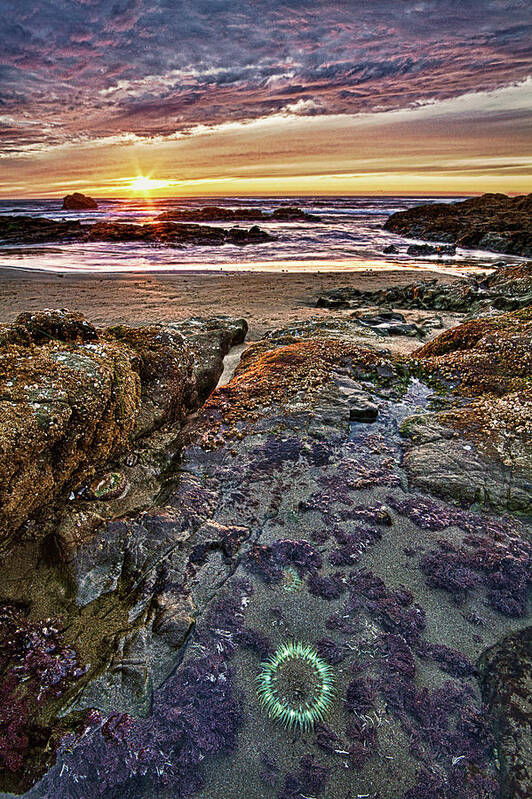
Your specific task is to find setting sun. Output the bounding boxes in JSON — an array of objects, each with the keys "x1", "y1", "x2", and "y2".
[{"x1": 130, "y1": 175, "x2": 174, "y2": 193}]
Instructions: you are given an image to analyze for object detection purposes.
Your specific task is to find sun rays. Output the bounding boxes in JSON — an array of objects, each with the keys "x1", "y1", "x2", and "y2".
[{"x1": 129, "y1": 175, "x2": 176, "y2": 193}]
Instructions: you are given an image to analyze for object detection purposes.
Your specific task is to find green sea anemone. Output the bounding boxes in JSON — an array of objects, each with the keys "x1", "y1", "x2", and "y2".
[
  {"x1": 89, "y1": 471, "x2": 129, "y2": 501},
  {"x1": 256, "y1": 641, "x2": 335, "y2": 732},
  {"x1": 281, "y1": 567, "x2": 304, "y2": 592}
]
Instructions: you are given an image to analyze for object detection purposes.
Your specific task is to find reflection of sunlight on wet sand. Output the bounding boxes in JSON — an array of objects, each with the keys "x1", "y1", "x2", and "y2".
[
  {"x1": 143, "y1": 258, "x2": 480, "y2": 278},
  {"x1": 0, "y1": 250, "x2": 485, "y2": 278},
  {"x1": 165, "y1": 259, "x2": 483, "y2": 277}
]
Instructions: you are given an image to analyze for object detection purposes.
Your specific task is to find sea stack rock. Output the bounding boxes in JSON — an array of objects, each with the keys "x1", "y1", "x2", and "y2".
[{"x1": 62, "y1": 192, "x2": 98, "y2": 210}]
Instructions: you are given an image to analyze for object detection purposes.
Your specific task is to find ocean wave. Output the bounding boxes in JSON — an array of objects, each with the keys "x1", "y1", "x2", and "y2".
[{"x1": 0, "y1": 195, "x2": 519, "y2": 274}]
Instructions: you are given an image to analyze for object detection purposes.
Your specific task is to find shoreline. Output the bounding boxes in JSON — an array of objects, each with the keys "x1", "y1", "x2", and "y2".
[
  {"x1": 0, "y1": 265, "x2": 461, "y2": 341},
  {"x1": 0, "y1": 261, "x2": 477, "y2": 278}
]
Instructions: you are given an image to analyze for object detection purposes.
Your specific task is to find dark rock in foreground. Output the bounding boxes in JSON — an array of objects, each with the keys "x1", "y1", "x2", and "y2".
[
  {"x1": 479, "y1": 627, "x2": 532, "y2": 799},
  {"x1": 0, "y1": 216, "x2": 275, "y2": 247},
  {"x1": 384, "y1": 192, "x2": 532, "y2": 257},
  {"x1": 315, "y1": 261, "x2": 532, "y2": 312},
  {"x1": 164, "y1": 315, "x2": 248, "y2": 402},
  {"x1": 156, "y1": 205, "x2": 320, "y2": 223},
  {"x1": 62, "y1": 193, "x2": 98, "y2": 210}
]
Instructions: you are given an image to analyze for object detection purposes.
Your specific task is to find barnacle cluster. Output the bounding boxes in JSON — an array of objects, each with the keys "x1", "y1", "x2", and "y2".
[
  {"x1": 195, "y1": 337, "x2": 391, "y2": 447},
  {"x1": 256, "y1": 641, "x2": 335, "y2": 732},
  {"x1": 413, "y1": 308, "x2": 532, "y2": 465}
]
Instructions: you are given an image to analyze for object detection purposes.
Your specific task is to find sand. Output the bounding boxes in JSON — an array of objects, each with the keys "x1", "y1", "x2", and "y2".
[{"x1": 0, "y1": 267, "x2": 459, "y2": 345}]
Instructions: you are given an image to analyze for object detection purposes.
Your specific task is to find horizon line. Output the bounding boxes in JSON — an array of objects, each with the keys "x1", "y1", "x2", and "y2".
[{"x1": 1, "y1": 190, "x2": 525, "y2": 201}]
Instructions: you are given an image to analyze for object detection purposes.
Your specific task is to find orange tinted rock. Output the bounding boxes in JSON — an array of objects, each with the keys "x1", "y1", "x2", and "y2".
[
  {"x1": 0, "y1": 311, "x2": 208, "y2": 547},
  {"x1": 407, "y1": 308, "x2": 532, "y2": 494},
  {"x1": 0, "y1": 335, "x2": 141, "y2": 546},
  {"x1": 193, "y1": 337, "x2": 394, "y2": 448}
]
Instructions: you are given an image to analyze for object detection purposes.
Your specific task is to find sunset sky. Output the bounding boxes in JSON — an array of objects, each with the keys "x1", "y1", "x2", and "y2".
[{"x1": 1, "y1": 0, "x2": 531, "y2": 197}]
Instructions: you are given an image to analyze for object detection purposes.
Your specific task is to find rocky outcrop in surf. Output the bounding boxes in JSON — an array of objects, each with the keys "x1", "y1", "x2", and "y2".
[
  {"x1": 62, "y1": 193, "x2": 98, "y2": 210},
  {"x1": 156, "y1": 205, "x2": 320, "y2": 223},
  {"x1": 384, "y1": 192, "x2": 532, "y2": 257},
  {"x1": 0, "y1": 217, "x2": 275, "y2": 247}
]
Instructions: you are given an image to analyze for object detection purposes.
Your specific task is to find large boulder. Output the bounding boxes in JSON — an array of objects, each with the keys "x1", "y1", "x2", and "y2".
[
  {"x1": 0, "y1": 310, "x2": 248, "y2": 549},
  {"x1": 62, "y1": 192, "x2": 98, "y2": 210},
  {"x1": 384, "y1": 193, "x2": 532, "y2": 257},
  {"x1": 0, "y1": 314, "x2": 141, "y2": 545},
  {"x1": 104, "y1": 324, "x2": 196, "y2": 438}
]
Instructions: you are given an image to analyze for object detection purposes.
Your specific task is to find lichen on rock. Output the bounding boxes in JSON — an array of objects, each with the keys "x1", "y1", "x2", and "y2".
[
  {"x1": 0, "y1": 316, "x2": 141, "y2": 545},
  {"x1": 0, "y1": 310, "x2": 246, "y2": 549}
]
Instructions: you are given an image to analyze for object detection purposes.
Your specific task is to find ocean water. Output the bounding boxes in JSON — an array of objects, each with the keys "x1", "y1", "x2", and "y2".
[{"x1": 0, "y1": 195, "x2": 519, "y2": 274}]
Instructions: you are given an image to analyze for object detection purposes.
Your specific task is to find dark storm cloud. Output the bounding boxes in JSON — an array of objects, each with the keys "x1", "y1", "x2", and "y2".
[{"x1": 0, "y1": 0, "x2": 531, "y2": 152}]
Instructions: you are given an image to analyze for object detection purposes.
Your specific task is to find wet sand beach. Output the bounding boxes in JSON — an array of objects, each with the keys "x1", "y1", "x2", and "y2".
[{"x1": 0, "y1": 266, "x2": 458, "y2": 340}]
